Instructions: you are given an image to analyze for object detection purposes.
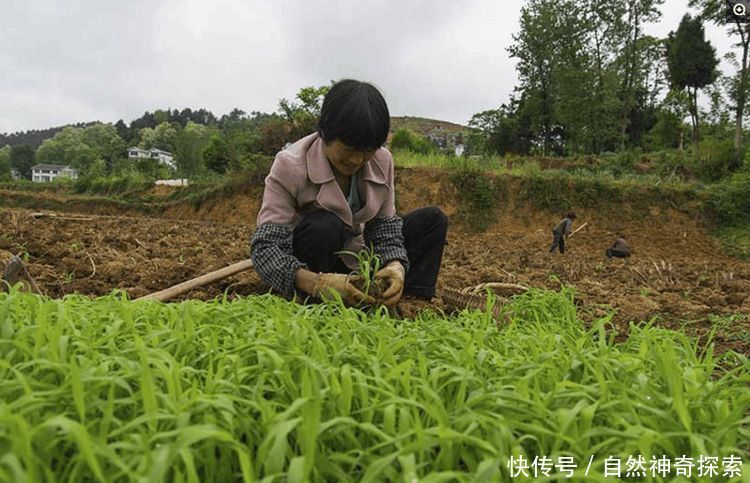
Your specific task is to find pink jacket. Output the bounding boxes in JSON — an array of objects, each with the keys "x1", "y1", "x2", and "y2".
[{"x1": 257, "y1": 132, "x2": 396, "y2": 231}]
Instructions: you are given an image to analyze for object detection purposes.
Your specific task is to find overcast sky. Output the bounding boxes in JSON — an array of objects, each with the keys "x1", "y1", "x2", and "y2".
[{"x1": 0, "y1": 0, "x2": 740, "y2": 134}]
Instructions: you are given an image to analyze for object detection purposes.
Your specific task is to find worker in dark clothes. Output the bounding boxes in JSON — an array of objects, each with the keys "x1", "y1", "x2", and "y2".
[
  {"x1": 549, "y1": 212, "x2": 577, "y2": 254},
  {"x1": 606, "y1": 236, "x2": 631, "y2": 259}
]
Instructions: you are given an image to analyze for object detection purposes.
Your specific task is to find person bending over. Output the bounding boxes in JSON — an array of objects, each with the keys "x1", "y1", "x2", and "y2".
[
  {"x1": 605, "y1": 236, "x2": 631, "y2": 259},
  {"x1": 549, "y1": 212, "x2": 577, "y2": 254},
  {"x1": 250, "y1": 79, "x2": 448, "y2": 307}
]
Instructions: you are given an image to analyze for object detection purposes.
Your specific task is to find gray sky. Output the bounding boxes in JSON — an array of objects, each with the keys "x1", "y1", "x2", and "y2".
[{"x1": 0, "y1": 0, "x2": 739, "y2": 134}]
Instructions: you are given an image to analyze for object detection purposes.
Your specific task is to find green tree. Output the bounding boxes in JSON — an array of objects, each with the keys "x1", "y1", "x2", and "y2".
[
  {"x1": 259, "y1": 116, "x2": 292, "y2": 155},
  {"x1": 82, "y1": 123, "x2": 126, "y2": 167},
  {"x1": 36, "y1": 127, "x2": 97, "y2": 174},
  {"x1": 661, "y1": 89, "x2": 691, "y2": 150},
  {"x1": 139, "y1": 122, "x2": 177, "y2": 151},
  {"x1": 646, "y1": 109, "x2": 683, "y2": 149},
  {"x1": 666, "y1": 14, "x2": 719, "y2": 149},
  {"x1": 10, "y1": 145, "x2": 36, "y2": 179},
  {"x1": 138, "y1": 127, "x2": 156, "y2": 149},
  {"x1": 0, "y1": 145, "x2": 12, "y2": 180},
  {"x1": 467, "y1": 109, "x2": 506, "y2": 155},
  {"x1": 508, "y1": 0, "x2": 651, "y2": 154},
  {"x1": 690, "y1": 0, "x2": 750, "y2": 160},
  {"x1": 390, "y1": 128, "x2": 434, "y2": 154},
  {"x1": 278, "y1": 85, "x2": 331, "y2": 141},
  {"x1": 174, "y1": 121, "x2": 211, "y2": 178},
  {"x1": 616, "y1": 0, "x2": 665, "y2": 147},
  {"x1": 467, "y1": 102, "x2": 534, "y2": 155},
  {"x1": 508, "y1": 0, "x2": 564, "y2": 154},
  {"x1": 203, "y1": 133, "x2": 230, "y2": 174}
]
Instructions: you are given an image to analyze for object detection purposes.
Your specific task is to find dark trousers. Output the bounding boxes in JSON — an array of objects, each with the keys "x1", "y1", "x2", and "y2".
[
  {"x1": 292, "y1": 207, "x2": 448, "y2": 298},
  {"x1": 549, "y1": 231, "x2": 565, "y2": 254}
]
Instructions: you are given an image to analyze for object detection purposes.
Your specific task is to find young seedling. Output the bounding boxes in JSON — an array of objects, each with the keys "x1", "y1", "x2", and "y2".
[{"x1": 336, "y1": 245, "x2": 384, "y2": 302}]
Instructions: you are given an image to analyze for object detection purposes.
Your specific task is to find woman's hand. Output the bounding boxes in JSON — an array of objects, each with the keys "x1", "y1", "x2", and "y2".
[
  {"x1": 374, "y1": 261, "x2": 405, "y2": 307},
  {"x1": 312, "y1": 273, "x2": 375, "y2": 306}
]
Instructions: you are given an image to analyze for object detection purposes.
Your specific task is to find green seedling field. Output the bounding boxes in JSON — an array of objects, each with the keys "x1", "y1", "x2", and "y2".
[{"x1": 0, "y1": 287, "x2": 748, "y2": 481}]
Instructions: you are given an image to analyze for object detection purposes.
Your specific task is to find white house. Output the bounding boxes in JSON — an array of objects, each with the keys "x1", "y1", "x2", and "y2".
[
  {"x1": 31, "y1": 164, "x2": 79, "y2": 183},
  {"x1": 10, "y1": 168, "x2": 22, "y2": 180},
  {"x1": 155, "y1": 178, "x2": 189, "y2": 187},
  {"x1": 127, "y1": 146, "x2": 176, "y2": 170}
]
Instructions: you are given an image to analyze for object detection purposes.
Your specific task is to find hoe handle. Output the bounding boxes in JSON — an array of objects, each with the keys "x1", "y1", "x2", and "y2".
[
  {"x1": 568, "y1": 221, "x2": 588, "y2": 237},
  {"x1": 136, "y1": 259, "x2": 254, "y2": 302}
]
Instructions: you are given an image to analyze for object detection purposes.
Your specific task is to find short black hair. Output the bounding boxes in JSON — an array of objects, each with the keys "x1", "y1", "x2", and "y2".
[
  {"x1": 318, "y1": 79, "x2": 390, "y2": 151},
  {"x1": 566, "y1": 211, "x2": 577, "y2": 219}
]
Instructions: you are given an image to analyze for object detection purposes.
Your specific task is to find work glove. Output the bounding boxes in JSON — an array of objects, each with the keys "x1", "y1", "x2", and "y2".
[
  {"x1": 374, "y1": 261, "x2": 405, "y2": 307},
  {"x1": 311, "y1": 273, "x2": 376, "y2": 306}
]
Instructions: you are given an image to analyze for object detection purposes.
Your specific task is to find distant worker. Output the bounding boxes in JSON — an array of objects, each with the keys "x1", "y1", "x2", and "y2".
[
  {"x1": 605, "y1": 236, "x2": 631, "y2": 259},
  {"x1": 549, "y1": 212, "x2": 577, "y2": 254}
]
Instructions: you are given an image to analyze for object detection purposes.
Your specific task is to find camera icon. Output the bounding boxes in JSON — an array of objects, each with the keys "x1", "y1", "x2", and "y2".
[{"x1": 727, "y1": 0, "x2": 750, "y2": 23}]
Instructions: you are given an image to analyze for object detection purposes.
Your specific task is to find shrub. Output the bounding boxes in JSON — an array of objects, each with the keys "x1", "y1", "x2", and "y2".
[
  {"x1": 706, "y1": 170, "x2": 750, "y2": 224},
  {"x1": 451, "y1": 168, "x2": 504, "y2": 230},
  {"x1": 390, "y1": 128, "x2": 434, "y2": 154},
  {"x1": 74, "y1": 171, "x2": 153, "y2": 197},
  {"x1": 519, "y1": 173, "x2": 571, "y2": 211},
  {"x1": 227, "y1": 153, "x2": 273, "y2": 175},
  {"x1": 599, "y1": 149, "x2": 639, "y2": 176},
  {"x1": 691, "y1": 138, "x2": 738, "y2": 182}
]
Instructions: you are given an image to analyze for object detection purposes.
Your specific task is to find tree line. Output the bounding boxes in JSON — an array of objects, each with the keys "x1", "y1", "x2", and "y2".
[
  {"x1": 3, "y1": 0, "x2": 749, "y2": 185},
  {"x1": 0, "y1": 86, "x2": 330, "y2": 182},
  {"x1": 467, "y1": 0, "x2": 748, "y2": 181}
]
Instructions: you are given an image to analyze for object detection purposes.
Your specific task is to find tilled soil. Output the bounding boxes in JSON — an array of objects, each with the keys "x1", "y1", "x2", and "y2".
[{"x1": 1, "y1": 183, "x2": 748, "y2": 355}]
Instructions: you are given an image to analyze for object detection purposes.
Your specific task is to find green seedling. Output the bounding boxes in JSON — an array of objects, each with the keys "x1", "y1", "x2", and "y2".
[
  {"x1": 64, "y1": 270, "x2": 75, "y2": 284},
  {"x1": 337, "y1": 244, "x2": 383, "y2": 300}
]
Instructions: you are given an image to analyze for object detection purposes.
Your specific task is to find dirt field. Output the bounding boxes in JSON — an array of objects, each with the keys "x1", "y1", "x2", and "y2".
[{"x1": 1, "y1": 168, "x2": 748, "y2": 355}]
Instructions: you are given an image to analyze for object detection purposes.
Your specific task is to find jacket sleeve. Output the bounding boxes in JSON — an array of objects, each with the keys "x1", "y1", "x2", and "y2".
[
  {"x1": 256, "y1": 153, "x2": 299, "y2": 226},
  {"x1": 364, "y1": 153, "x2": 410, "y2": 271},
  {"x1": 251, "y1": 223, "x2": 307, "y2": 297},
  {"x1": 363, "y1": 216, "x2": 410, "y2": 273},
  {"x1": 251, "y1": 154, "x2": 306, "y2": 297}
]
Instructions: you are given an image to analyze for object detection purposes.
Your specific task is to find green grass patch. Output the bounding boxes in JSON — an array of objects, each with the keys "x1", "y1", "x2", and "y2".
[
  {"x1": 715, "y1": 222, "x2": 750, "y2": 260},
  {"x1": 450, "y1": 169, "x2": 505, "y2": 230},
  {"x1": 393, "y1": 149, "x2": 505, "y2": 171},
  {"x1": 0, "y1": 288, "x2": 747, "y2": 481}
]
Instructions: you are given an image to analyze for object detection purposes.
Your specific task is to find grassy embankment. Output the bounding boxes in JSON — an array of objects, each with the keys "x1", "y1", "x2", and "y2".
[
  {"x1": 1, "y1": 150, "x2": 748, "y2": 256},
  {"x1": 394, "y1": 149, "x2": 750, "y2": 258}
]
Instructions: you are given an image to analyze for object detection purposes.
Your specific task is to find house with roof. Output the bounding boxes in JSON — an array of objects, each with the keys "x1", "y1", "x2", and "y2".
[
  {"x1": 128, "y1": 147, "x2": 176, "y2": 170},
  {"x1": 31, "y1": 164, "x2": 79, "y2": 183}
]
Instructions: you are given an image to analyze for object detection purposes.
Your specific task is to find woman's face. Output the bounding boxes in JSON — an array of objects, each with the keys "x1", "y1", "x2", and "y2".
[{"x1": 323, "y1": 140, "x2": 377, "y2": 177}]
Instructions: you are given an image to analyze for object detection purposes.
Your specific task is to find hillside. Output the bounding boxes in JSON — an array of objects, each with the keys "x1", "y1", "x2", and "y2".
[
  {"x1": 390, "y1": 116, "x2": 468, "y2": 136},
  {"x1": 0, "y1": 122, "x2": 93, "y2": 148}
]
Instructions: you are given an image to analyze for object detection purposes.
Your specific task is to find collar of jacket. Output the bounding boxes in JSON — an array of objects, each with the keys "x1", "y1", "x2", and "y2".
[
  {"x1": 304, "y1": 133, "x2": 389, "y2": 227},
  {"x1": 306, "y1": 133, "x2": 387, "y2": 185}
]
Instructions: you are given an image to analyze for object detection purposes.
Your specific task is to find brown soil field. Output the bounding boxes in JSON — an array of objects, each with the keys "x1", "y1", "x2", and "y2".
[{"x1": 1, "y1": 168, "x2": 748, "y2": 355}]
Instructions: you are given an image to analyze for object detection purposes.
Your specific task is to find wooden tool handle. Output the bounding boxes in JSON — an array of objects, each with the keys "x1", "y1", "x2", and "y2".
[
  {"x1": 136, "y1": 259, "x2": 254, "y2": 302},
  {"x1": 568, "y1": 221, "x2": 588, "y2": 237}
]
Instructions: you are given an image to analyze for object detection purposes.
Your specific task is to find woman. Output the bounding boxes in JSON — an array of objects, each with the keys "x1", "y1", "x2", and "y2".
[{"x1": 250, "y1": 79, "x2": 448, "y2": 307}]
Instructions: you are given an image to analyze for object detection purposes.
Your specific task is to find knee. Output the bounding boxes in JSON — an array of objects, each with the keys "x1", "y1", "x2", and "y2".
[{"x1": 423, "y1": 206, "x2": 449, "y2": 233}]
